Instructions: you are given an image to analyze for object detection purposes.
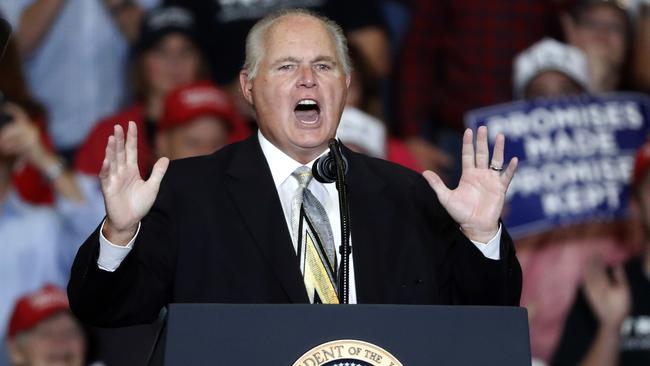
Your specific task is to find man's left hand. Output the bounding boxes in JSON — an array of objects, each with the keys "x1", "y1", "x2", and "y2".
[{"x1": 423, "y1": 126, "x2": 518, "y2": 243}]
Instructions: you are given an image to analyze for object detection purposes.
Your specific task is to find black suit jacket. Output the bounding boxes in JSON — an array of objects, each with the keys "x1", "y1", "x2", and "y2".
[{"x1": 68, "y1": 136, "x2": 522, "y2": 326}]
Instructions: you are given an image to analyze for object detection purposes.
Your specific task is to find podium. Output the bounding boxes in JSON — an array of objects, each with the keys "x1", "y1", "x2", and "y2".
[{"x1": 162, "y1": 304, "x2": 531, "y2": 366}]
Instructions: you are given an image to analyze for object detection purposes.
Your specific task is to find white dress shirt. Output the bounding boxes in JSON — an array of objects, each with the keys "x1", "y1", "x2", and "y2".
[{"x1": 97, "y1": 132, "x2": 503, "y2": 304}]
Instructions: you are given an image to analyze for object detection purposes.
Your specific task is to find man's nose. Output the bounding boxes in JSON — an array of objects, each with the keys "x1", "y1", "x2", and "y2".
[{"x1": 297, "y1": 66, "x2": 317, "y2": 88}]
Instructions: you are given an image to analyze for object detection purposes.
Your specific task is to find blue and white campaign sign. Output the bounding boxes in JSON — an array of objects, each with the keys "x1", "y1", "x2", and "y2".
[{"x1": 465, "y1": 93, "x2": 650, "y2": 239}]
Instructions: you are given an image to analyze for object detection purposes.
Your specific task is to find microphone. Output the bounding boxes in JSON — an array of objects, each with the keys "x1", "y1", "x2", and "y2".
[
  {"x1": 311, "y1": 138, "x2": 352, "y2": 304},
  {"x1": 313, "y1": 139, "x2": 348, "y2": 183}
]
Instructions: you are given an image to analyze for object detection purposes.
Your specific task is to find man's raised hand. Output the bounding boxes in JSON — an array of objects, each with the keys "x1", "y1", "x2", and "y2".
[
  {"x1": 99, "y1": 122, "x2": 169, "y2": 245},
  {"x1": 423, "y1": 126, "x2": 517, "y2": 243}
]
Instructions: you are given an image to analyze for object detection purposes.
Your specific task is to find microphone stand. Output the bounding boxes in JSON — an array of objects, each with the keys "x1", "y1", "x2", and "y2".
[{"x1": 327, "y1": 139, "x2": 351, "y2": 304}]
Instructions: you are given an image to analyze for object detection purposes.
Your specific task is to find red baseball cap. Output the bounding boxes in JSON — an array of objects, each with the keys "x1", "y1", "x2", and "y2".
[
  {"x1": 158, "y1": 81, "x2": 242, "y2": 134},
  {"x1": 7, "y1": 284, "x2": 70, "y2": 338},
  {"x1": 633, "y1": 140, "x2": 650, "y2": 189}
]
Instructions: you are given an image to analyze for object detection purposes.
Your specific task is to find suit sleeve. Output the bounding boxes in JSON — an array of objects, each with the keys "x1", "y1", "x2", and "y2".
[
  {"x1": 67, "y1": 170, "x2": 178, "y2": 327},
  {"x1": 415, "y1": 177, "x2": 522, "y2": 306}
]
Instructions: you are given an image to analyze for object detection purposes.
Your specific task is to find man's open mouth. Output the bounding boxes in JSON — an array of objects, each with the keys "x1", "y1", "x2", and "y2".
[{"x1": 294, "y1": 99, "x2": 321, "y2": 123}]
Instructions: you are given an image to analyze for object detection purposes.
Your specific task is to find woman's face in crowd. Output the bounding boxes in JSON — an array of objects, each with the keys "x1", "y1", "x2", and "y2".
[
  {"x1": 525, "y1": 71, "x2": 584, "y2": 100},
  {"x1": 144, "y1": 34, "x2": 202, "y2": 97},
  {"x1": 156, "y1": 116, "x2": 231, "y2": 160},
  {"x1": 572, "y1": 4, "x2": 628, "y2": 69}
]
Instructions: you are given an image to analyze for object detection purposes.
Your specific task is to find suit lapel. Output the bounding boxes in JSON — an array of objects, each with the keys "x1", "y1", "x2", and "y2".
[
  {"x1": 345, "y1": 148, "x2": 394, "y2": 303},
  {"x1": 226, "y1": 136, "x2": 309, "y2": 303}
]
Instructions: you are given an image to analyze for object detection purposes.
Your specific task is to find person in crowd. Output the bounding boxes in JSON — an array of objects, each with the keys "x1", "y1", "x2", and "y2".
[
  {"x1": 345, "y1": 44, "x2": 383, "y2": 119},
  {"x1": 336, "y1": 107, "x2": 420, "y2": 173},
  {"x1": 552, "y1": 140, "x2": 650, "y2": 365},
  {"x1": 341, "y1": 44, "x2": 421, "y2": 172},
  {"x1": 160, "y1": 0, "x2": 390, "y2": 123},
  {"x1": 513, "y1": 37, "x2": 591, "y2": 100},
  {"x1": 3, "y1": 80, "x2": 240, "y2": 366},
  {"x1": 1, "y1": 104, "x2": 84, "y2": 204},
  {"x1": 0, "y1": 111, "x2": 82, "y2": 366},
  {"x1": 75, "y1": 5, "x2": 250, "y2": 179},
  {"x1": 0, "y1": 35, "x2": 99, "y2": 366},
  {"x1": 6, "y1": 285, "x2": 86, "y2": 366},
  {"x1": 154, "y1": 81, "x2": 247, "y2": 161},
  {"x1": 0, "y1": 0, "x2": 158, "y2": 161},
  {"x1": 396, "y1": 0, "x2": 570, "y2": 182},
  {"x1": 561, "y1": 0, "x2": 634, "y2": 93},
  {"x1": 0, "y1": 37, "x2": 83, "y2": 205},
  {"x1": 510, "y1": 36, "x2": 637, "y2": 362}
]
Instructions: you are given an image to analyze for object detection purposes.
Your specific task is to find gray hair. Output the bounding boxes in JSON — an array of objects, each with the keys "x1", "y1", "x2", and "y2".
[{"x1": 243, "y1": 8, "x2": 351, "y2": 80}]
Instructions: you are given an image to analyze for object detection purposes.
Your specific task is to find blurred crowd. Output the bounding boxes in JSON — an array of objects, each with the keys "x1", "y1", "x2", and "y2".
[{"x1": 2, "y1": 0, "x2": 650, "y2": 365}]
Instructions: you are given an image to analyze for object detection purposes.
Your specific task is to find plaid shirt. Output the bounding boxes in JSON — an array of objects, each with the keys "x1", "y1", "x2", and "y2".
[{"x1": 397, "y1": 0, "x2": 569, "y2": 135}]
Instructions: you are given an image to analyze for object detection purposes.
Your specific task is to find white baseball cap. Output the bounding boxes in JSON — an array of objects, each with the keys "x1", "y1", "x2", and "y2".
[
  {"x1": 513, "y1": 38, "x2": 591, "y2": 99},
  {"x1": 337, "y1": 107, "x2": 387, "y2": 158}
]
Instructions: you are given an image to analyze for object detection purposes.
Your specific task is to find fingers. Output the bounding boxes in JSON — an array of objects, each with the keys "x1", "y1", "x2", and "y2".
[
  {"x1": 0, "y1": 118, "x2": 42, "y2": 159},
  {"x1": 0, "y1": 124, "x2": 20, "y2": 151},
  {"x1": 422, "y1": 170, "x2": 451, "y2": 205},
  {"x1": 500, "y1": 157, "x2": 518, "y2": 188},
  {"x1": 583, "y1": 257, "x2": 607, "y2": 300},
  {"x1": 147, "y1": 157, "x2": 169, "y2": 189},
  {"x1": 125, "y1": 121, "x2": 138, "y2": 166},
  {"x1": 0, "y1": 136, "x2": 27, "y2": 155},
  {"x1": 475, "y1": 126, "x2": 489, "y2": 168},
  {"x1": 612, "y1": 265, "x2": 629, "y2": 289},
  {"x1": 462, "y1": 127, "x2": 509, "y2": 171},
  {"x1": 0, "y1": 119, "x2": 24, "y2": 139},
  {"x1": 101, "y1": 123, "x2": 140, "y2": 181},
  {"x1": 461, "y1": 129, "x2": 474, "y2": 169},
  {"x1": 114, "y1": 124, "x2": 126, "y2": 172},
  {"x1": 99, "y1": 150, "x2": 110, "y2": 180},
  {"x1": 106, "y1": 135, "x2": 117, "y2": 177},
  {"x1": 491, "y1": 133, "x2": 505, "y2": 169}
]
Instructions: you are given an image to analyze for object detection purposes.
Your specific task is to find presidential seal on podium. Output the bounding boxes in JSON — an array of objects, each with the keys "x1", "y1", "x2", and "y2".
[{"x1": 293, "y1": 339, "x2": 403, "y2": 366}]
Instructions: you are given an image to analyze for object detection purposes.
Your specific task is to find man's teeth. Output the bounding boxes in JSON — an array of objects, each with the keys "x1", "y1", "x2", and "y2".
[{"x1": 298, "y1": 99, "x2": 317, "y2": 105}]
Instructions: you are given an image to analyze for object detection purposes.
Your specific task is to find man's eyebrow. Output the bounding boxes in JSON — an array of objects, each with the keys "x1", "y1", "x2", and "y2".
[
  {"x1": 270, "y1": 56, "x2": 338, "y2": 66},
  {"x1": 271, "y1": 57, "x2": 301, "y2": 66},
  {"x1": 313, "y1": 56, "x2": 337, "y2": 64}
]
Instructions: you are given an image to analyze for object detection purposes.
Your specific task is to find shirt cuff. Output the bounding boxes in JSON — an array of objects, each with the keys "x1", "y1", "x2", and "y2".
[
  {"x1": 97, "y1": 220, "x2": 140, "y2": 272},
  {"x1": 468, "y1": 224, "x2": 502, "y2": 260}
]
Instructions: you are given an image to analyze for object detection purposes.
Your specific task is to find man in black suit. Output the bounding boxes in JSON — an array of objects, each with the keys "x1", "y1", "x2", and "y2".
[{"x1": 68, "y1": 9, "x2": 521, "y2": 326}]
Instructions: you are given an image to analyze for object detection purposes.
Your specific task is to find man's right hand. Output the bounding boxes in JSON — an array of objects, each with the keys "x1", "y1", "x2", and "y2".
[{"x1": 100, "y1": 122, "x2": 169, "y2": 246}]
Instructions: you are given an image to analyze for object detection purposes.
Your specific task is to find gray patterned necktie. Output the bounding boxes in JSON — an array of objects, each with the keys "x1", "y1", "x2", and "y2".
[{"x1": 291, "y1": 166, "x2": 339, "y2": 304}]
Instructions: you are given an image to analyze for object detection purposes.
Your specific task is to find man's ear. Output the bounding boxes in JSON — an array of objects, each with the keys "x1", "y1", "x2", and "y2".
[
  {"x1": 345, "y1": 74, "x2": 351, "y2": 89},
  {"x1": 239, "y1": 71, "x2": 254, "y2": 105}
]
